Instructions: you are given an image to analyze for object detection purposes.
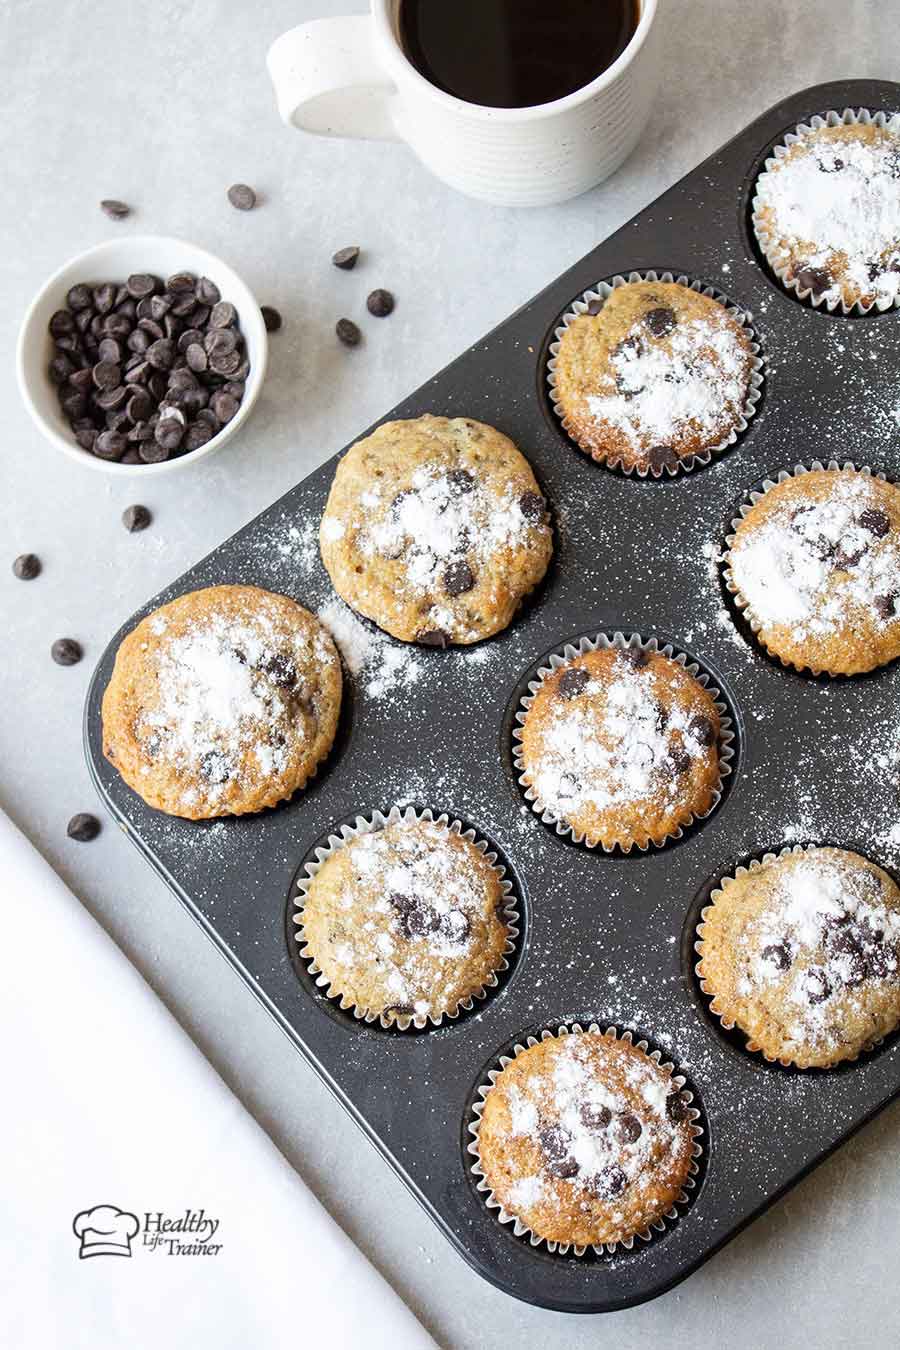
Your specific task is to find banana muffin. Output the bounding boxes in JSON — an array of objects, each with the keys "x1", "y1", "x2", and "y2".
[
  {"x1": 297, "y1": 817, "x2": 512, "y2": 1027},
  {"x1": 102, "y1": 584, "x2": 342, "y2": 818},
  {"x1": 697, "y1": 847, "x2": 900, "y2": 1069},
  {"x1": 725, "y1": 468, "x2": 900, "y2": 676},
  {"x1": 551, "y1": 279, "x2": 754, "y2": 475},
  {"x1": 319, "y1": 415, "x2": 553, "y2": 646},
  {"x1": 517, "y1": 643, "x2": 722, "y2": 851},
  {"x1": 475, "y1": 1029, "x2": 697, "y2": 1249},
  {"x1": 753, "y1": 118, "x2": 900, "y2": 310}
]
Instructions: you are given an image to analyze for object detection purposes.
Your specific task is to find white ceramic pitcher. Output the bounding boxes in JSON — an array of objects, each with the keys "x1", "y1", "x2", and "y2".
[{"x1": 267, "y1": 0, "x2": 660, "y2": 208}]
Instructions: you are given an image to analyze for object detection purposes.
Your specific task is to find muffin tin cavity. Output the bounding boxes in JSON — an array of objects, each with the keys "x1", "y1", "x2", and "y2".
[
  {"x1": 286, "y1": 806, "x2": 526, "y2": 1033},
  {"x1": 506, "y1": 629, "x2": 739, "y2": 854}
]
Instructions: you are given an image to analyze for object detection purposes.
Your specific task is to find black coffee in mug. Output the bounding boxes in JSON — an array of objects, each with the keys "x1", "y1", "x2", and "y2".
[{"x1": 399, "y1": 0, "x2": 640, "y2": 110}]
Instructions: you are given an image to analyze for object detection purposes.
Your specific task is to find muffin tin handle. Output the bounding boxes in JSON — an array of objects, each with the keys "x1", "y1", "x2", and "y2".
[{"x1": 267, "y1": 17, "x2": 400, "y2": 142}]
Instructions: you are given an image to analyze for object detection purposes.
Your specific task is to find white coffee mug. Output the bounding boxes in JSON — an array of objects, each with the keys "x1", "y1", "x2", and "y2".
[{"x1": 267, "y1": 1, "x2": 660, "y2": 208}]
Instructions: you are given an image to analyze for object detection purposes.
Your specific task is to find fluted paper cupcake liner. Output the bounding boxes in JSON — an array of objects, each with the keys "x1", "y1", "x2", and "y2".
[
  {"x1": 546, "y1": 270, "x2": 764, "y2": 478},
  {"x1": 466, "y1": 1022, "x2": 704, "y2": 1257},
  {"x1": 695, "y1": 843, "x2": 892, "y2": 1069},
  {"x1": 752, "y1": 108, "x2": 900, "y2": 315},
  {"x1": 512, "y1": 631, "x2": 735, "y2": 852},
  {"x1": 293, "y1": 804, "x2": 519, "y2": 1031},
  {"x1": 722, "y1": 459, "x2": 890, "y2": 678}
]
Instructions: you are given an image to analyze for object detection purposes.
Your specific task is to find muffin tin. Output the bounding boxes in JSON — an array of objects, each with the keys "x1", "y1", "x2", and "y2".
[{"x1": 84, "y1": 81, "x2": 900, "y2": 1312}]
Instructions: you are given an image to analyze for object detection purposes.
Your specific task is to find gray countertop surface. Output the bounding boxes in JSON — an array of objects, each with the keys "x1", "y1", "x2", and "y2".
[{"x1": 3, "y1": 2, "x2": 899, "y2": 1345}]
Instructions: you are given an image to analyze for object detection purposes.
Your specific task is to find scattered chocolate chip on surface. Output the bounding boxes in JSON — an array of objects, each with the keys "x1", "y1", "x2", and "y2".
[
  {"x1": 332, "y1": 245, "x2": 360, "y2": 270},
  {"x1": 13, "y1": 553, "x2": 41, "y2": 580},
  {"x1": 52, "y1": 637, "x2": 82, "y2": 666},
  {"x1": 100, "y1": 199, "x2": 131, "y2": 220},
  {"x1": 227, "y1": 183, "x2": 256, "y2": 211},
  {"x1": 122, "y1": 504, "x2": 152, "y2": 532},
  {"x1": 336, "y1": 318, "x2": 361, "y2": 347},
  {"x1": 67, "y1": 812, "x2": 100, "y2": 842},
  {"x1": 366, "y1": 288, "x2": 395, "y2": 317},
  {"x1": 261, "y1": 305, "x2": 282, "y2": 332}
]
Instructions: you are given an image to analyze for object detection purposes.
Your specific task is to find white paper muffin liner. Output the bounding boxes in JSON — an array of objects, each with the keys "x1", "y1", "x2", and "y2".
[
  {"x1": 292, "y1": 804, "x2": 519, "y2": 1031},
  {"x1": 722, "y1": 459, "x2": 891, "y2": 678},
  {"x1": 512, "y1": 631, "x2": 735, "y2": 852},
  {"x1": 466, "y1": 1022, "x2": 705, "y2": 1256},
  {"x1": 695, "y1": 843, "x2": 896, "y2": 1069},
  {"x1": 752, "y1": 108, "x2": 900, "y2": 315},
  {"x1": 546, "y1": 270, "x2": 764, "y2": 478}
]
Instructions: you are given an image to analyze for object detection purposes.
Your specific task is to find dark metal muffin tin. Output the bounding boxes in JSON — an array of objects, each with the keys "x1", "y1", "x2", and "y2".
[{"x1": 84, "y1": 82, "x2": 900, "y2": 1312}]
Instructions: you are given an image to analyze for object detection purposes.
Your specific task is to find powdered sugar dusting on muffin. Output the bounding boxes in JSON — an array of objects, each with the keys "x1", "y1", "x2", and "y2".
[
  {"x1": 586, "y1": 315, "x2": 749, "y2": 452},
  {"x1": 756, "y1": 125, "x2": 900, "y2": 307},
  {"x1": 729, "y1": 473, "x2": 900, "y2": 639}
]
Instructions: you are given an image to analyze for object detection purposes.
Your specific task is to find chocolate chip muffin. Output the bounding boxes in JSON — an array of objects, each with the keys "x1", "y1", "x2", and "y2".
[
  {"x1": 297, "y1": 817, "x2": 513, "y2": 1027},
  {"x1": 474, "y1": 1029, "x2": 697, "y2": 1249},
  {"x1": 753, "y1": 118, "x2": 900, "y2": 310},
  {"x1": 551, "y1": 280, "x2": 755, "y2": 475},
  {"x1": 697, "y1": 847, "x2": 900, "y2": 1069},
  {"x1": 319, "y1": 415, "x2": 553, "y2": 646},
  {"x1": 102, "y1": 584, "x2": 342, "y2": 818},
  {"x1": 516, "y1": 643, "x2": 723, "y2": 851},
  {"x1": 725, "y1": 468, "x2": 900, "y2": 676}
]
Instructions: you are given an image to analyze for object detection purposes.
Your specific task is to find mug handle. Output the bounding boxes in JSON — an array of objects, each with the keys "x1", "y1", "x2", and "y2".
[{"x1": 267, "y1": 17, "x2": 400, "y2": 142}]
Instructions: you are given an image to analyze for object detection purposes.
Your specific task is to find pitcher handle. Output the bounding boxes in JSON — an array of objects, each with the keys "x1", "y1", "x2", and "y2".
[{"x1": 267, "y1": 17, "x2": 400, "y2": 142}]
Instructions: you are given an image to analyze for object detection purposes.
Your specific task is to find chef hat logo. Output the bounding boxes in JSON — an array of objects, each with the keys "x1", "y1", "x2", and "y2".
[{"x1": 72, "y1": 1204, "x2": 140, "y2": 1259}]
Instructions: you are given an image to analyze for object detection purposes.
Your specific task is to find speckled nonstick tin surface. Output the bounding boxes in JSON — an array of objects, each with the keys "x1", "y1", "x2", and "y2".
[{"x1": 84, "y1": 82, "x2": 900, "y2": 1313}]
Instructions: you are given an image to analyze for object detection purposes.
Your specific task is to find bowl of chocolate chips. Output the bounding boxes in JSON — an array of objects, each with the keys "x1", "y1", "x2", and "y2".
[{"x1": 17, "y1": 236, "x2": 268, "y2": 473}]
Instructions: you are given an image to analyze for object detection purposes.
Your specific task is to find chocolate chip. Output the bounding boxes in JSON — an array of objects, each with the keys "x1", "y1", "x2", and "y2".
[
  {"x1": 439, "y1": 909, "x2": 471, "y2": 944},
  {"x1": 761, "y1": 942, "x2": 791, "y2": 972},
  {"x1": 669, "y1": 746, "x2": 693, "y2": 775},
  {"x1": 558, "y1": 666, "x2": 590, "y2": 699},
  {"x1": 332, "y1": 245, "x2": 360, "y2": 270},
  {"x1": 644, "y1": 306, "x2": 676, "y2": 338},
  {"x1": 859, "y1": 507, "x2": 891, "y2": 538},
  {"x1": 199, "y1": 750, "x2": 231, "y2": 784},
  {"x1": 195, "y1": 276, "x2": 220, "y2": 306},
  {"x1": 518, "y1": 491, "x2": 545, "y2": 523},
  {"x1": 579, "y1": 1102, "x2": 612, "y2": 1131},
  {"x1": 595, "y1": 1163, "x2": 628, "y2": 1199},
  {"x1": 647, "y1": 444, "x2": 679, "y2": 472},
  {"x1": 833, "y1": 545, "x2": 865, "y2": 570},
  {"x1": 689, "y1": 714, "x2": 716, "y2": 746},
  {"x1": 818, "y1": 155, "x2": 845, "y2": 173},
  {"x1": 447, "y1": 468, "x2": 475, "y2": 493},
  {"x1": 49, "y1": 309, "x2": 75, "y2": 339},
  {"x1": 147, "y1": 338, "x2": 176, "y2": 370},
  {"x1": 538, "y1": 1122, "x2": 572, "y2": 1164},
  {"x1": 67, "y1": 812, "x2": 100, "y2": 842},
  {"x1": 51, "y1": 638, "x2": 82, "y2": 666},
  {"x1": 49, "y1": 354, "x2": 74, "y2": 384},
  {"x1": 186, "y1": 343, "x2": 208, "y2": 373},
  {"x1": 209, "y1": 391, "x2": 239, "y2": 424},
  {"x1": 227, "y1": 183, "x2": 256, "y2": 210},
  {"x1": 261, "y1": 652, "x2": 297, "y2": 688},
  {"x1": 66, "y1": 283, "x2": 93, "y2": 311},
  {"x1": 155, "y1": 418, "x2": 183, "y2": 452},
  {"x1": 122, "y1": 504, "x2": 152, "y2": 532},
  {"x1": 417, "y1": 628, "x2": 449, "y2": 647},
  {"x1": 261, "y1": 305, "x2": 282, "y2": 333},
  {"x1": 618, "y1": 645, "x2": 648, "y2": 669},
  {"x1": 127, "y1": 273, "x2": 159, "y2": 300},
  {"x1": 804, "y1": 966, "x2": 831, "y2": 1004},
  {"x1": 367, "y1": 288, "x2": 394, "y2": 317},
  {"x1": 556, "y1": 772, "x2": 580, "y2": 798},
  {"x1": 874, "y1": 592, "x2": 898, "y2": 621},
  {"x1": 209, "y1": 301, "x2": 237, "y2": 329},
  {"x1": 443, "y1": 560, "x2": 475, "y2": 596},
  {"x1": 13, "y1": 553, "x2": 41, "y2": 580},
  {"x1": 184, "y1": 422, "x2": 215, "y2": 451},
  {"x1": 795, "y1": 265, "x2": 831, "y2": 297},
  {"x1": 615, "y1": 1112, "x2": 643, "y2": 1144},
  {"x1": 100, "y1": 199, "x2": 131, "y2": 219},
  {"x1": 92, "y1": 360, "x2": 121, "y2": 390},
  {"x1": 94, "y1": 430, "x2": 126, "y2": 461},
  {"x1": 666, "y1": 1092, "x2": 690, "y2": 1124},
  {"x1": 547, "y1": 1154, "x2": 580, "y2": 1180},
  {"x1": 336, "y1": 318, "x2": 361, "y2": 347}
]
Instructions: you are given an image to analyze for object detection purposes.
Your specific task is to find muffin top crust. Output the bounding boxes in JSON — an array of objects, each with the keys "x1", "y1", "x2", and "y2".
[
  {"x1": 552, "y1": 280, "x2": 754, "y2": 475},
  {"x1": 298, "y1": 818, "x2": 512, "y2": 1025},
  {"x1": 698, "y1": 847, "x2": 900, "y2": 1068},
  {"x1": 102, "y1": 584, "x2": 341, "y2": 818},
  {"x1": 319, "y1": 415, "x2": 552, "y2": 646},
  {"x1": 476, "y1": 1030, "x2": 696, "y2": 1249},
  {"x1": 517, "y1": 644, "x2": 722, "y2": 851},
  {"x1": 754, "y1": 120, "x2": 900, "y2": 309},
  {"x1": 726, "y1": 468, "x2": 900, "y2": 675}
]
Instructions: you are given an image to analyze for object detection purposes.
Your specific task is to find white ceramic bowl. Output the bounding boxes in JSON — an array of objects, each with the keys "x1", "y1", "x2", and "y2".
[{"x1": 16, "y1": 235, "x2": 268, "y2": 475}]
